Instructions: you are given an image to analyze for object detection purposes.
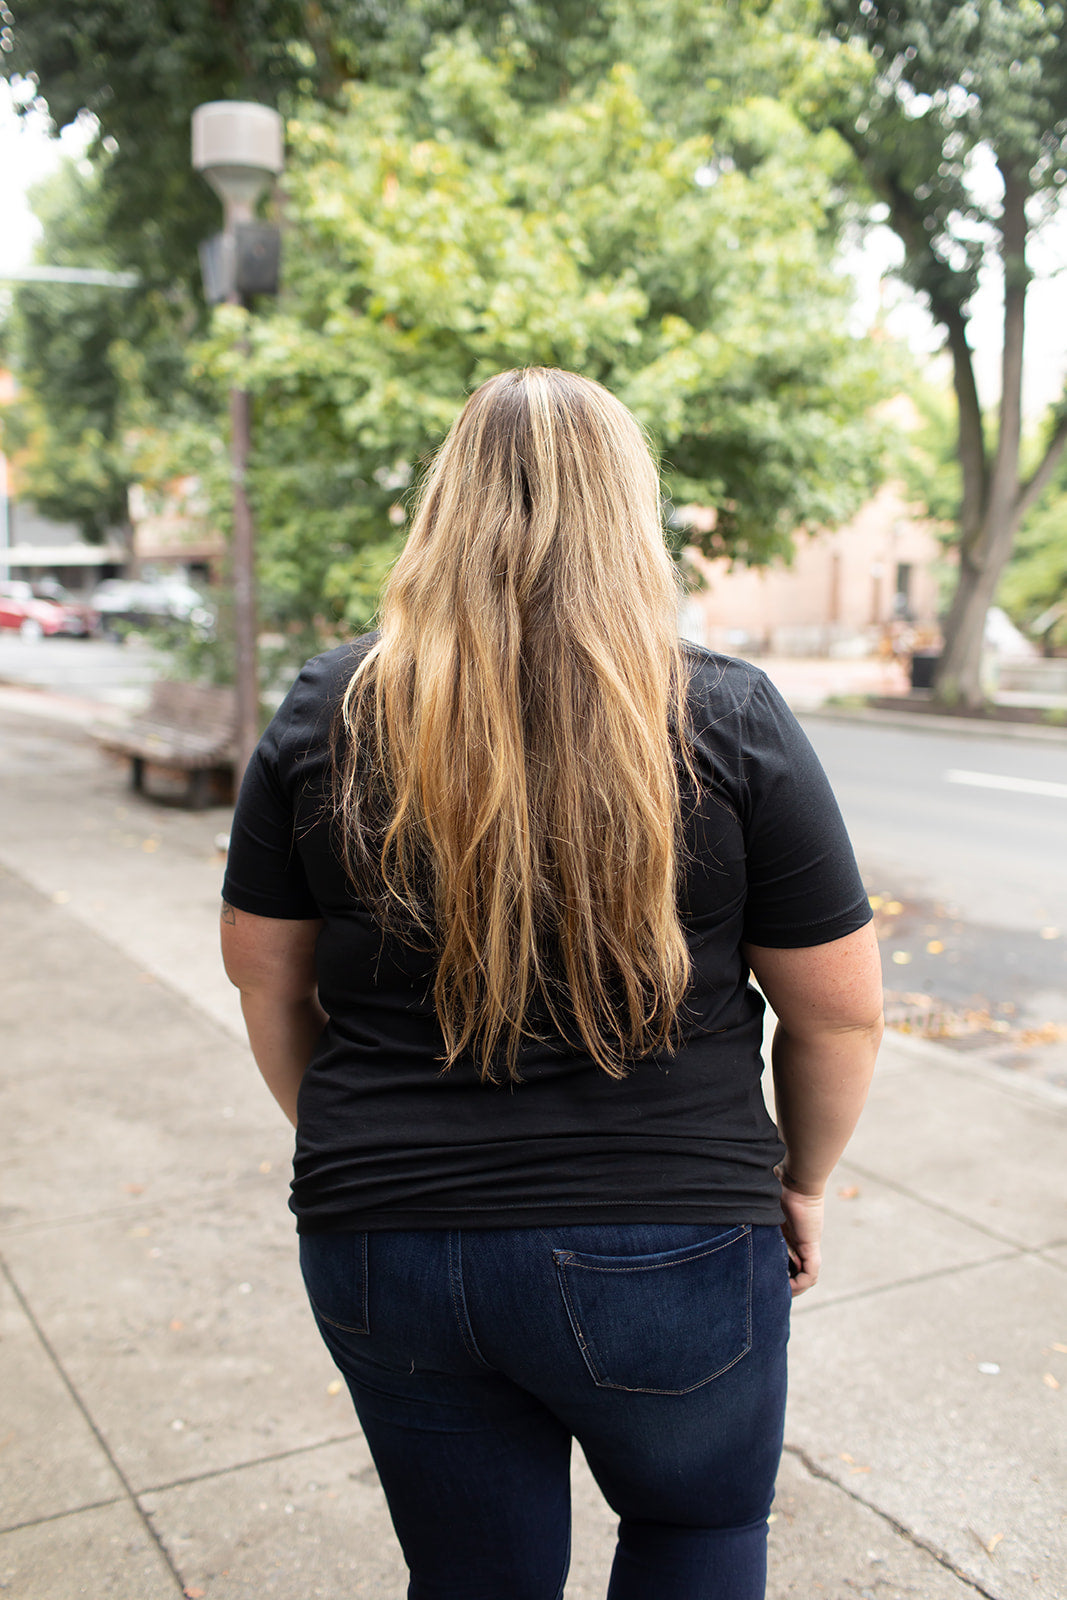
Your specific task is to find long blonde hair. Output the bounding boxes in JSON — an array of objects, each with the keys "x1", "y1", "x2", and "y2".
[{"x1": 333, "y1": 367, "x2": 692, "y2": 1081}]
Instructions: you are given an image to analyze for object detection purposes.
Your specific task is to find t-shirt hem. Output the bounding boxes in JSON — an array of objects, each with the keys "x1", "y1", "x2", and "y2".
[
  {"x1": 222, "y1": 879, "x2": 321, "y2": 920},
  {"x1": 742, "y1": 895, "x2": 872, "y2": 948},
  {"x1": 293, "y1": 1197, "x2": 786, "y2": 1233}
]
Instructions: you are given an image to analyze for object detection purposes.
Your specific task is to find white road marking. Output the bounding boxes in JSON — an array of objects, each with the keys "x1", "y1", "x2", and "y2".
[{"x1": 945, "y1": 768, "x2": 1067, "y2": 800}]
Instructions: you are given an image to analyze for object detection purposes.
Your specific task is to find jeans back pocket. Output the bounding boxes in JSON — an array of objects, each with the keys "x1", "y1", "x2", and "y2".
[
  {"x1": 553, "y1": 1224, "x2": 752, "y2": 1393},
  {"x1": 299, "y1": 1231, "x2": 370, "y2": 1335}
]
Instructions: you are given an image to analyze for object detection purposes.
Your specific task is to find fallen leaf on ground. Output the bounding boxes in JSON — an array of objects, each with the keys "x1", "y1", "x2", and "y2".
[
  {"x1": 142, "y1": 838, "x2": 160, "y2": 853},
  {"x1": 169, "y1": 1319, "x2": 184, "y2": 1333},
  {"x1": 926, "y1": 939, "x2": 944, "y2": 954},
  {"x1": 258, "y1": 1160, "x2": 272, "y2": 1174},
  {"x1": 891, "y1": 950, "x2": 912, "y2": 965},
  {"x1": 884, "y1": 901, "x2": 903, "y2": 915},
  {"x1": 837, "y1": 1185, "x2": 860, "y2": 1200},
  {"x1": 123, "y1": 1183, "x2": 145, "y2": 1195},
  {"x1": 1016, "y1": 1023, "x2": 1067, "y2": 1047},
  {"x1": 327, "y1": 1379, "x2": 343, "y2": 1396},
  {"x1": 985, "y1": 1533, "x2": 1004, "y2": 1557},
  {"x1": 1042, "y1": 1372, "x2": 1060, "y2": 1389},
  {"x1": 184, "y1": 1588, "x2": 206, "y2": 1598},
  {"x1": 1051, "y1": 1343, "x2": 1067, "y2": 1354}
]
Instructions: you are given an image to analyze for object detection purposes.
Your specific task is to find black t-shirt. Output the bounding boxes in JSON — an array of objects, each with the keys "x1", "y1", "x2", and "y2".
[{"x1": 223, "y1": 637, "x2": 871, "y2": 1233}]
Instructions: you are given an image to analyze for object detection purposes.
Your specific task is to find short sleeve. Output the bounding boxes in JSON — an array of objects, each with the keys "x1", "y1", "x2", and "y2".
[
  {"x1": 222, "y1": 680, "x2": 321, "y2": 920},
  {"x1": 736, "y1": 674, "x2": 871, "y2": 948}
]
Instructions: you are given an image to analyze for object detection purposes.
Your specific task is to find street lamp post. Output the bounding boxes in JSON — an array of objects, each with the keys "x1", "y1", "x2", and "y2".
[{"x1": 191, "y1": 101, "x2": 283, "y2": 785}]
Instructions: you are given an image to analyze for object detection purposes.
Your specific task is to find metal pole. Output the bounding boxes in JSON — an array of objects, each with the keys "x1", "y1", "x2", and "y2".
[
  {"x1": 229, "y1": 376, "x2": 258, "y2": 784},
  {"x1": 223, "y1": 196, "x2": 259, "y2": 787}
]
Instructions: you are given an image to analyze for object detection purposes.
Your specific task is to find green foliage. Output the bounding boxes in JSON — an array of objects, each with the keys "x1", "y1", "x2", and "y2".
[
  {"x1": 5, "y1": 4, "x2": 892, "y2": 657},
  {"x1": 1, "y1": 157, "x2": 203, "y2": 540},
  {"x1": 820, "y1": 1, "x2": 1067, "y2": 704},
  {"x1": 998, "y1": 456, "x2": 1067, "y2": 650},
  {"x1": 5, "y1": 0, "x2": 354, "y2": 285},
  {"x1": 898, "y1": 379, "x2": 1067, "y2": 646},
  {"x1": 5, "y1": 0, "x2": 625, "y2": 286},
  {"x1": 181, "y1": 42, "x2": 886, "y2": 643},
  {"x1": 893, "y1": 381, "x2": 964, "y2": 530},
  {"x1": 823, "y1": 1, "x2": 1067, "y2": 311}
]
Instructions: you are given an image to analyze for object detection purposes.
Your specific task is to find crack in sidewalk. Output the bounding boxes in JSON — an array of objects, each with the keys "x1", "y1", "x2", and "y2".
[
  {"x1": 0, "y1": 1253, "x2": 186, "y2": 1596},
  {"x1": 784, "y1": 1444, "x2": 1005, "y2": 1600}
]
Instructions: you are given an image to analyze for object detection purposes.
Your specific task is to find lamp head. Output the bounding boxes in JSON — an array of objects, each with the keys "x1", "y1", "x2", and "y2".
[{"x1": 192, "y1": 102, "x2": 284, "y2": 219}]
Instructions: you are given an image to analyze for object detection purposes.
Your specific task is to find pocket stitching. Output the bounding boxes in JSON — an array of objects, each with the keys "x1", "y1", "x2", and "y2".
[
  {"x1": 551, "y1": 1222, "x2": 751, "y2": 1274},
  {"x1": 554, "y1": 1228, "x2": 753, "y2": 1394},
  {"x1": 304, "y1": 1231, "x2": 370, "y2": 1335}
]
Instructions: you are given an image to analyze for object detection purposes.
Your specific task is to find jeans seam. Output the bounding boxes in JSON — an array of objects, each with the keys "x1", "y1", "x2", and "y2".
[
  {"x1": 447, "y1": 1230, "x2": 494, "y2": 1370},
  {"x1": 551, "y1": 1223, "x2": 751, "y2": 1273},
  {"x1": 312, "y1": 1308, "x2": 368, "y2": 1335},
  {"x1": 303, "y1": 1232, "x2": 370, "y2": 1335}
]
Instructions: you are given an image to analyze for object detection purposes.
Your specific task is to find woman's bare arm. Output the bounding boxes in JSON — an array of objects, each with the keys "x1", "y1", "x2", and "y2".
[
  {"x1": 743, "y1": 922, "x2": 883, "y2": 1295},
  {"x1": 221, "y1": 903, "x2": 326, "y2": 1126}
]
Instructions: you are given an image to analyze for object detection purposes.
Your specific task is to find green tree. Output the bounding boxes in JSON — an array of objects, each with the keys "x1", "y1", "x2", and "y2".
[
  {"x1": 0, "y1": 1, "x2": 666, "y2": 550},
  {"x1": 823, "y1": 1, "x2": 1067, "y2": 707},
  {"x1": 4, "y1": 2, "x2": 849, "y2": 283},
  {"x1": 999, "y1": 497, "x2": 1067, "y2": 652},
  {"x1": 4, "y1": 0, "x2": 624, "y2": 284},
  {"x1": 1, "y1": 157, "x2": 198, "y2": 547},
  {"x1": 5, "y1": 3, "x2": 891, "y2": 647},
  {"x1": 189, "y1": 40, "x2": 885, "y2": 643},
  {"x1": 998, "y1": 445, "x2": 1067, "y2": 652},
  {"x1": 5, "y1": 0, "x2": 347, "y2": 285}
]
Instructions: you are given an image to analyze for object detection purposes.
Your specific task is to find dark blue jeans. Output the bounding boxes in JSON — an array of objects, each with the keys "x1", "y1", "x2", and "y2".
[{"x1": 300, "y1": 1222, "x2": 791, "y2": 1600}]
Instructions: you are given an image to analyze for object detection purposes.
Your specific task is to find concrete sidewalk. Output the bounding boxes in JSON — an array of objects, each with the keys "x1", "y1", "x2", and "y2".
[{"x1": 1, "y1": 694, "x2": 1064, "y2": 1600}]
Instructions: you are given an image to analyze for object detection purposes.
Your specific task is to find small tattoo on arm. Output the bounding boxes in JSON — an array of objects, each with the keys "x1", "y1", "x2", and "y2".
[{"x1": 221, "y1": 902, "x2": 237, "y2": 925}]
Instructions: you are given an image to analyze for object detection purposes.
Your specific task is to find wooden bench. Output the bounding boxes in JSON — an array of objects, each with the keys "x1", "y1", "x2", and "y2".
[{"x1": 95, "y1": 680, "x2": 237, "y2": 808}]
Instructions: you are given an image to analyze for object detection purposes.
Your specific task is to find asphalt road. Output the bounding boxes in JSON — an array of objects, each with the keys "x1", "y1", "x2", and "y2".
[
  {"x1": 801, "y1": 713, "x2": 1067, "y2": 1085},
  {"x1": 0, "y1": 631, "x2": 165, "y2": 707}
]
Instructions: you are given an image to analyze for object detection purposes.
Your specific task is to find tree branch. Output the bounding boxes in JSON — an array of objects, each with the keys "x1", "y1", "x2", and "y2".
[
  {"x1": 1013, "y1": 408, "x2": 1067, "y2": 525},
  {"x1": 876, "y1": 169, "x2": 988, "y2": 549},
  {"x1": 983, "y1": 161, "x2": 1030, "y2": 552},
  {"x1": 929, "y1": 291, "x2": 987, "y2": 552}
]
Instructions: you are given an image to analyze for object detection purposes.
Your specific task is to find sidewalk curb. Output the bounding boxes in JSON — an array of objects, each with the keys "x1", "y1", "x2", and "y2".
[
  {"x1": 800, "y1": 702, "x2": 1067, "y2": 743},
  {"x1": 877, "y1": 1026, "x2": 1067, "y2": 1108},
  {"x1": 0, "y1": 681, "x2": 128, "y2": 727}
]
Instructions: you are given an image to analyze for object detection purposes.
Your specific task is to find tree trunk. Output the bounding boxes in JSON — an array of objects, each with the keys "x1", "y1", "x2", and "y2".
[
  {"x1": 118, "y1": 517, "x2": 140, "y2": 580},
  {"x1": 933, "y1": 163, "x2": 1029, "y2": 710},
  {"x1": 931, "y1": 543, "x2": 1005, "y2": 706},
  {"x1": 935, "y1": 301, "x2": 987, "y2": 550}
]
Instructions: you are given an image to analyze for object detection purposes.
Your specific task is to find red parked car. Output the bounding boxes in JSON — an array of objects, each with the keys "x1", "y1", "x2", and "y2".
[{"x1": 0, "y1": 580, "x2": 100, "y2": 639}]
